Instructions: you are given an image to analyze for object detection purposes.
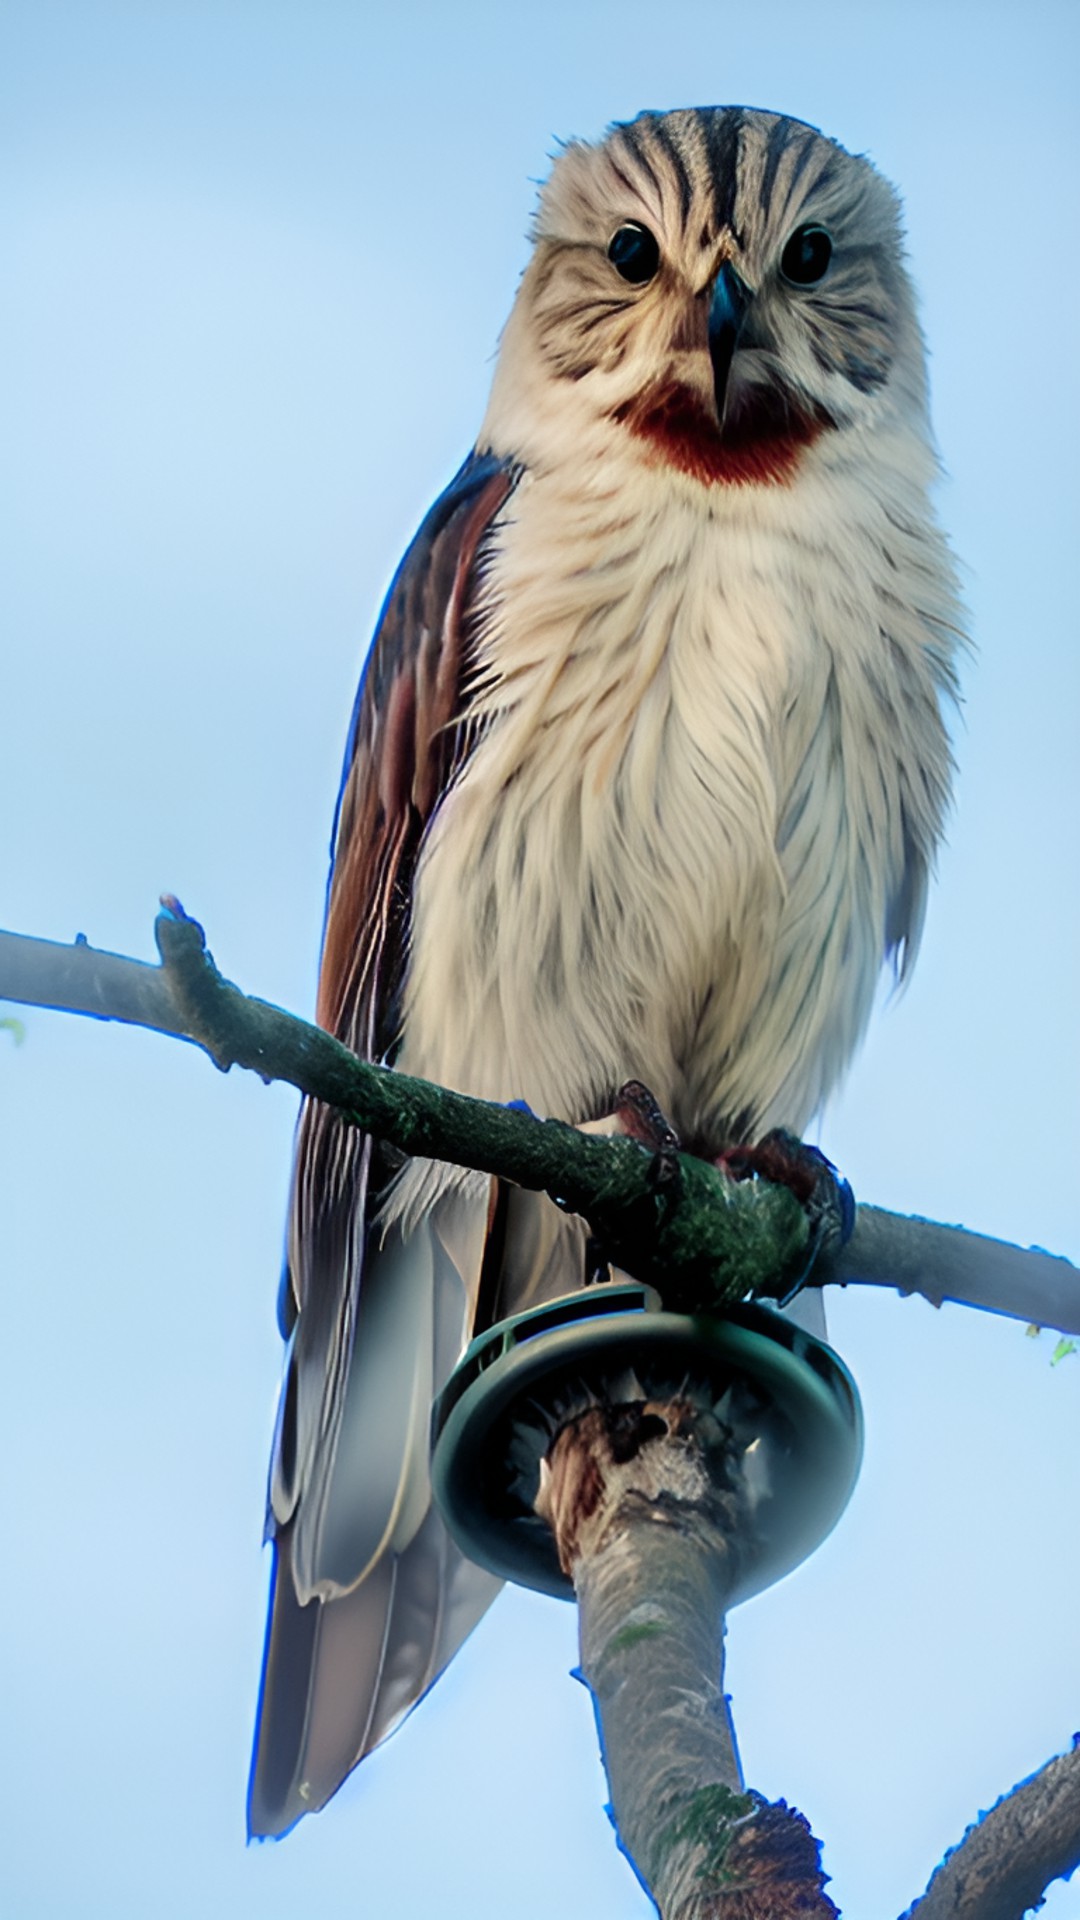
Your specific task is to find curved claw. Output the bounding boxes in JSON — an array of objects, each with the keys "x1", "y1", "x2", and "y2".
[
  {"x1": 718, "y1": 1129, "x2": 855, "y2": 1304},
  {"x1": 612, "y1": 1079, "x2": 682, "y2": 1187}
]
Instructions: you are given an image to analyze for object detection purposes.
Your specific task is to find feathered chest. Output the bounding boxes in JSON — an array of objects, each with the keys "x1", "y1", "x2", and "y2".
[{"x1": 396, "y1": 461, "x2": 955, "y2": 1140}]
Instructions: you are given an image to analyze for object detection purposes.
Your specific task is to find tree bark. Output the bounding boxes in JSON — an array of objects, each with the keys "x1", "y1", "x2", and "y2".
[
  {"x1": 537, "y1": 1400, "x2": 838, "y2": 1919},
  {"x1": 903, "y1": 1742, "x2": 1080, "y2": 1920},
  {"x1": 827, "y1": 1205, "x2": 1080, "y2": 1337}
]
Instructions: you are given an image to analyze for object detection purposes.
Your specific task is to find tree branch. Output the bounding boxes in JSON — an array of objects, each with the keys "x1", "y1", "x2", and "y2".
[
  {"x1": 3, "y1": 905, "x2": 1076, "y2": 1915},
  {"x1": 821, "y1": 1207, "x2": 1080, "y2": 1337},
  {"x1": 902, "y1": 1739, "x2": 1080, "y2": 1920},
  {"x1": 0, "y1": 909, "x2": 1076, "y2": 1331},
  {"x1": 537, "y1": 1398, "x2": 840, "y2": 1919},
  {"x1": 0, "y1": 908, "x2": 807, "y2": 1311}
]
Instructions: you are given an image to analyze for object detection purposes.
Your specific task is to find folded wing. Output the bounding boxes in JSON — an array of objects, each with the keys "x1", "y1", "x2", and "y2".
[{"x1": 249, "y1": 452, "x2": 517, "y2": 1837}]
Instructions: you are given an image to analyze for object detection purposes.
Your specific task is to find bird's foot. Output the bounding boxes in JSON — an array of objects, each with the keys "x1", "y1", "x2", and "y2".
[
  {"x1": 611, "y1": 1079, "x2": 682, "y2": 1188},
  {"x1": 717, "y1": 1129, "x2": 855, "y2": 1303}
]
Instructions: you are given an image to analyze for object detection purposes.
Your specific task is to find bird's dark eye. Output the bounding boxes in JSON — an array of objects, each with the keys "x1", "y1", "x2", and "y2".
[
  {"x1": 780, "y1": 225, "x2": 833, "y2": 286},
  {"x1": 607, "y1": 222, "x2": 660, "y2": 285}
]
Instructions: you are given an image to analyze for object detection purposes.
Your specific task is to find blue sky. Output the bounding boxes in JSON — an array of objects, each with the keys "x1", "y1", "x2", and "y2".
[{"x1": 1, "y1": 3, "x2": 1078, "y2": 1915}]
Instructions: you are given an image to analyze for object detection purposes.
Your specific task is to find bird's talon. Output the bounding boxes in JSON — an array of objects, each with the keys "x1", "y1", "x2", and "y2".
[
  {"x1": 717, "y1": 1129, "x2": 855, "y2": 1299},
  {"x1": 613, "y1": 1078, "x2": 681, "y2": 1153},
  {"x1": 611, "y1": 1078, "x2": 681, "y2": 1188}
]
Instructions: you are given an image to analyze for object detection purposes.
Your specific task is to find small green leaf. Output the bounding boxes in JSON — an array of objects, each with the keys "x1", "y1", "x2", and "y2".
[
  {"x1": 1050, "y1": 1338, "x2": 1077, "y2": 1367},
  {"x1": 0, "y1": 1016, "x2": 26, "y2": 1046}
]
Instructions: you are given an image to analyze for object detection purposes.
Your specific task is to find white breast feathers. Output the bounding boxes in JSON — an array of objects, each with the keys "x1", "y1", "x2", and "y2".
[{"x1": 394, "y1": 421, "x2": 959, "y2": 1215}]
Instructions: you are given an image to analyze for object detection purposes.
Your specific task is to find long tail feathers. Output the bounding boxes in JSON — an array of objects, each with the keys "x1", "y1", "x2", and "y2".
[
  {"x1": 250, "y1": 1192, "x2": 502, "y2": 1838},
  {"x1": 249, "y1": 1185, "x2": 591, "y2": 1837},
  {"x1": 247, "y1": 1505, "x2": 500, "y2": 1837}
]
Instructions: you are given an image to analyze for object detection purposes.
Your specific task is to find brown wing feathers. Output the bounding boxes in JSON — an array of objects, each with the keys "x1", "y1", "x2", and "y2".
[
  {"x1": 317, "y1": 453, "x2": 514, "y2": 1058},
  {"x1": 249, "y1": 453, "x2": 515, "y2": 1837}
]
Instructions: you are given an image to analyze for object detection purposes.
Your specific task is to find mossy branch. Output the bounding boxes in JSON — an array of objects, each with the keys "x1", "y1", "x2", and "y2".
[
  {"x1": 147, "y1": 899, "x2": 809, "y2": 1311},
  {"x1": 0, "y1": 904, "x2": 1077, "y2": 1330},
  {"x1": 2, "y1": 901, "x2": 1077, "y2": 1913}
]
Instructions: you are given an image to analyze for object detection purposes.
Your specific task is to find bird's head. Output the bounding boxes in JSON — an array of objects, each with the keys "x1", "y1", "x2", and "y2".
[{"x1": 483, "y1": 106, "x2": 926, "y2": 489}]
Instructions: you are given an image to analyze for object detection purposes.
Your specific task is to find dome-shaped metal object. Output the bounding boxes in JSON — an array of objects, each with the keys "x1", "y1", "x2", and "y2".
[{"x1": 431, "y1": 1281, "x2": 862, "y2": 1606}]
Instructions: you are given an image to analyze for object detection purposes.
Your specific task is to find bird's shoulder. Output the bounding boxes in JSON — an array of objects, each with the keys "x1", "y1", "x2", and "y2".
[{"x1": 316, "y1": 449, "x2": 517, "y2": 1058}]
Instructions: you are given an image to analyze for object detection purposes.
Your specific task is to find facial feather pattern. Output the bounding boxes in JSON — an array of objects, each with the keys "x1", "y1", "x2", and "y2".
[{"x1": 249, "y1": 105, "x2": 965, "y2": 1838}]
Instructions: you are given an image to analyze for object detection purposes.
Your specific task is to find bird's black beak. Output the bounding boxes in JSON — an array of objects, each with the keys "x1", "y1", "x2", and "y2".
[{"x1": 708, "y1": 262, "x2": 752, "y2": 422}]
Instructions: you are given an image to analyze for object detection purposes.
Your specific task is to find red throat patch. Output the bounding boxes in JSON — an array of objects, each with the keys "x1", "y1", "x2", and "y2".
[{"x1": 612, "y1": 381, "x2": 825, "y2": 487}]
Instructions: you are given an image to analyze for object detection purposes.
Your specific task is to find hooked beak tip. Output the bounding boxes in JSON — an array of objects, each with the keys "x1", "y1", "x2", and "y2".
[{"x1": 708, "y1": 263, "x2": 752, "y2": 419}]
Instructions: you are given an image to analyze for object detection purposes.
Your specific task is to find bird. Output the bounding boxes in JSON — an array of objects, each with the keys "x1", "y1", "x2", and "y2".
[{"x1": 248, "y1": 104, "x2": 964, "y2": 1837}]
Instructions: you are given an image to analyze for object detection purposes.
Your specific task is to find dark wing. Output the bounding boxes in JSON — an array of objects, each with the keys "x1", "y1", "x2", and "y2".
[{"x1": 248, "y1": 451, "x2": 516, "y2": 1838}]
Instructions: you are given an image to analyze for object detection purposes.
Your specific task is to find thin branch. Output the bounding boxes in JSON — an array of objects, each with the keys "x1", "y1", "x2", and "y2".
[
  {"x1": 902, "y1": 1739, "x2": 1080, "y2": 1920},
  {"x1": 0, "y1": 911, "x2": 1076, "y2": 1332},
  {"x1": 821, "y1": 1207, "x2": 1080, "y2": 1337},
  {"x1": 0, "y1": 927, "x2": 192, "y2": 1038}
]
